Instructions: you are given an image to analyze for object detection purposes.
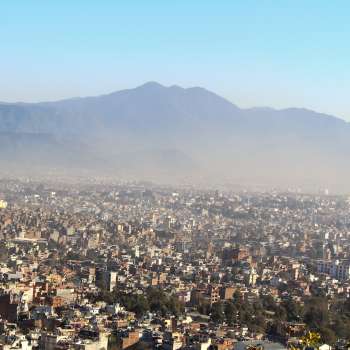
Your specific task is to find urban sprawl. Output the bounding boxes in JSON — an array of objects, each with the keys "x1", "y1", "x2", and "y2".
[{"x1": 0, "y1": 180, "x2": 350, "y2": 350}]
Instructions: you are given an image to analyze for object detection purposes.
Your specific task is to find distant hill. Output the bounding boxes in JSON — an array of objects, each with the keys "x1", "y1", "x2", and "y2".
[{"x1": 1, "y1": 82, "x2": 349, "y2": 191}]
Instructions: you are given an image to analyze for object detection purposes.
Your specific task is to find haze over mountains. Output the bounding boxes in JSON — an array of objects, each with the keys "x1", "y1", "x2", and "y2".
[{"x1": 1, "y1": 82, "x2": 349, "y2": 191}]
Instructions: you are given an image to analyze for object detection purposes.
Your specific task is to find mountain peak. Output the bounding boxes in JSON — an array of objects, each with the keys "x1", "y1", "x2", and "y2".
[{"x1": 138, "y1": 81, "x2": 165, "y2": 89}]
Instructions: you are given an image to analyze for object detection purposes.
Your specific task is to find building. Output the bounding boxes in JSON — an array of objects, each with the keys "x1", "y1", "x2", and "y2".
[
  {"x1": 0, "y1": 293, "x2": 19, "y2": 322},
  {"x1": 95, "y1": 269, "x2": 117, "y2": 291},
  {"x1": 317, "y1": 260, "x2": 350, "y2": 280}
]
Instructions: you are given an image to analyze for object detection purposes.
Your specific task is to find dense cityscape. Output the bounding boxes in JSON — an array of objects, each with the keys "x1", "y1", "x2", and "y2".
[
  {"x1": 0, "y1": 179, "x2": 350, "y2": 349},
  {"x1": 2, "y1": 1, "x2": 349, "y2": 350}
]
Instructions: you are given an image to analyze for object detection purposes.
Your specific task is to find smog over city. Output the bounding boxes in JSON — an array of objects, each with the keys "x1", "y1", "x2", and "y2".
[{"x1": 1, "y1": 2, "x2": 350, "y2": 350}]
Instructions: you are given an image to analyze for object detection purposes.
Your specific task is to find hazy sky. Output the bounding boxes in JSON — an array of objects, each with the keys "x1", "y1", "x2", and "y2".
[{"x1": 1, "y1": 1, "x2": 349, "y2": 120}]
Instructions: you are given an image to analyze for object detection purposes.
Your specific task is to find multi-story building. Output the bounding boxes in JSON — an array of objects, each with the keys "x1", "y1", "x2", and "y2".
[{"x1": 317, "y1": 260, "x2": 350, "y2": 280}]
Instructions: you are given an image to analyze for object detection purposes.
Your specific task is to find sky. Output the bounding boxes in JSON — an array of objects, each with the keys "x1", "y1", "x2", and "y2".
[{"x1": 1, "y1": 1, "x2": 350, "y2": 120}]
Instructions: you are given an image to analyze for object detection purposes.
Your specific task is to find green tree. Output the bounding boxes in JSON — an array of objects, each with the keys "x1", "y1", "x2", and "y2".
[
  {"x1": 319, "y1": 327, "x2": 336, "y2": 345},
  {"x1": 224, "y1": 301, "x2": 237, "y2": 325},
  {"x1": 282, "y1": 299, "x2": 303, "y2": 322},
  {"x1": 303, "y1": 297, "x2": 329, "y2": 330},
  {"x1": 211, "y1": 302, "x2": 225, "y2": 324}
]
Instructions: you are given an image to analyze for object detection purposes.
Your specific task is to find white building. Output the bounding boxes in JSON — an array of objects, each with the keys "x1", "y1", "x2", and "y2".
[{"x1": 317, "y1": 260, "x2": 350, "y2": 280}]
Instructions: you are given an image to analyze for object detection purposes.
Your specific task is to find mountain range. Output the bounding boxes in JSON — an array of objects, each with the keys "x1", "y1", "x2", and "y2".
[{"x1": 1, "y1": 82, "x2": 349, "y2": 191}]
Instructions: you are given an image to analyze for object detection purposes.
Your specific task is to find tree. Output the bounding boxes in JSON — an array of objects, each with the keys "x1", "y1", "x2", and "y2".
[
  {"x1": 262, "y1": 294, "x2": 278, "y2": 311},
  {"x1": 275, "y1": 305, "x2": 287, "y2": 321},
  {"x1": 300, "y1": 331, "x2": 321, "y2": 348},
  {"x1": 332, "y1": 315, "x2": 349, "y2": 339},
  {"x1": 144, "y1": 287, "x2": 184, "y2": 317},
  {"x1": 224, "y1": 301, "x2": 237, "y2": 325},
  {"x1": 319, "y1": 327, "x2": 336, "y2": 345},
  {"x1": 211, "y1": 302, "x2": 225, "y2": 324},
  {"x1": 282, "y1": 299, "x2": 303, "y2": 322},
  {"x1": 303, "y1": 297, "x2": 329, "y2": 330},
  {"x1": 232, "y1": 290, "x2": 243, "y2": 306},
  {"x1": 168, "y1": 295, "x2": 184, "y2": 317},
  {"x1": 197, "y1": 298, "x2": 211, "y2": 315}
]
